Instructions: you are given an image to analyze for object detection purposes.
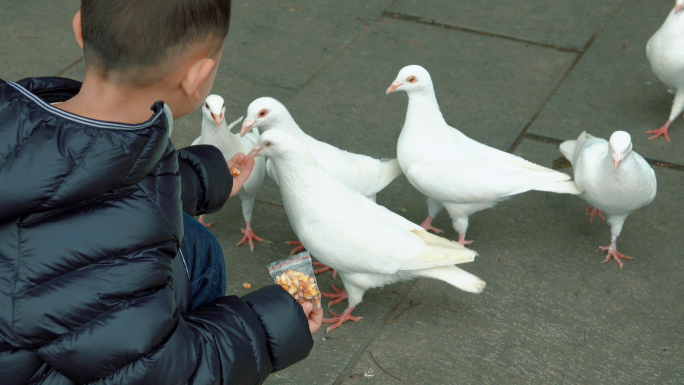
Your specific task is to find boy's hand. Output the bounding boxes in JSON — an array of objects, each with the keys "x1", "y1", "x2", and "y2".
[
  {"x1": 227, "y1": 153, "x2": 255, "y2": 197},
  {"x1": 301, "y1": 302, "x2": 323, "y2": 334}
]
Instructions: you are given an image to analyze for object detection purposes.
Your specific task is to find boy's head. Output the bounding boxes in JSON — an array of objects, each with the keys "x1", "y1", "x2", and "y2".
[{"x1": 75, "y1": 0, "x2": 231, "y2": 117}]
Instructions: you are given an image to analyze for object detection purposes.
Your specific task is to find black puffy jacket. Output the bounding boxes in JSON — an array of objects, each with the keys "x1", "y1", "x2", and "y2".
[{"x1": 0, "y1": 77, "x2": 313, "y2": 384}]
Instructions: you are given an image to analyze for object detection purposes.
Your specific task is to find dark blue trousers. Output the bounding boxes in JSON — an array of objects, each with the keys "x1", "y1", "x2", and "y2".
[{"x1": 180, "y1": 213, "x2": 226, "y2": 310}]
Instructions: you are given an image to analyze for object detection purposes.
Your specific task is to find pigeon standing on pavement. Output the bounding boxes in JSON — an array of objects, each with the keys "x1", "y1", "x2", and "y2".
[
  {"x1": 192, "y1": 94, "x2": 267, "y2": 251},
  {"x1": 387, "y1": 65, "x2": 581, "y2": 245},
  {"x1": 560, "y1": 131, "x2": 657, "y2": 268},
  {"x1": 241, "y1": 97, "x2": 403, "y2": 258},
  {"x1": 645, "y1": 0, "x2": 684, "y2": 142},
  {"x1": 250, "y1": 129, "x2": 485, "y2": 333}
]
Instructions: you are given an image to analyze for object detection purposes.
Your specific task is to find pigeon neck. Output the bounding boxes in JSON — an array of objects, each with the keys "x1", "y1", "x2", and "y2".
[
  {"x1": 272, "y1": 153, "x2": 329, "y2": 201},
  {"x1": 201, "y1": 119, "x2": 220, "y2": 141},
  {"x1": 406, "y1": 89, "x2": 446, "y2": 126}
]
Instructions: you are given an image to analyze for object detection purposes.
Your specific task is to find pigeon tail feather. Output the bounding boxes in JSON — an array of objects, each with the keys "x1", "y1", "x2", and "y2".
[
  {"x1": 559, "y1": 140, "x2": 576, "y2": 162},
  {"x1": 405, "y1": 265, "x2": 485, "y2": 294},
  {"x1": 560, "y1": 131, "x2": 593, "y2": 166},
  {"x1": 399, "y1": 230, "x2": 477, "y2": 270},
  {"x1": 534, "y1": 180, "x2": 582, "y2": 195},
  {"x1": 367, "y1": 158, "x2": 402, "y2": 196}
]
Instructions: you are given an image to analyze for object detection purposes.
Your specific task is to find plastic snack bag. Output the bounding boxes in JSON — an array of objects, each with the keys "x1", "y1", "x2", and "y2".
[{"x1": 267, "y1": 252, "x2": 322, "y2": 309}]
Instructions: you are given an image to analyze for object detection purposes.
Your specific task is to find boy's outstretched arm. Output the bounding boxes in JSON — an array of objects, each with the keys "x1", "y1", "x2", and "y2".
[
  {"x1": 183, "y1": 285, "x2": 315, "y2": 384},
  {"x1": 178, "y1": 144, "x2": 233, "y2": 216}
]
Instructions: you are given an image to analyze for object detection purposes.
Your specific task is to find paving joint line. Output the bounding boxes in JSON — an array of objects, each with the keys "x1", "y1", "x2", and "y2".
[
  {"x1": 254, "y1": 198, "x2": 284, "y2": 207},
  {"x1": 506, "y1": 0, "x2": 625, "y2": 153},
  {"x1": 332, "y1": 280, "x2": 418, "y2": 384},
  {"x1": 53, "y1": 56, "x2": 84, "y2": 77},
  {"x1": 524, "y1": 133, "x2": 684, "y2": 171},
  {"x1": 382, "y1": 11, "x2": 582, "y2": 54}
]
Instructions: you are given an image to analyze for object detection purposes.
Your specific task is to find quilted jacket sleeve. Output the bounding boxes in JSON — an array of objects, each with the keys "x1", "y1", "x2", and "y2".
[
  {"x1": 183, "y1": 286, "x2": 315, "y2": 384},
  {"x1": 178, "y1": 144, "x2": 233, "y2": 217}
]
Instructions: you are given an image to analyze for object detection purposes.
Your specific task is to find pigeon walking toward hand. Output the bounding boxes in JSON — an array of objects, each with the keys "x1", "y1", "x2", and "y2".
[
  {"x1": 241, "y1": 97, "x2": 402, "y2": 257},
  {"x1": 250, "y1": 129, "x2": 485, "y2": 333},
  {"x1": 387, "y1": 65, "x2": 581, "y2": 245},
  {"x1": 645, "y1": 0, "x2": 684, "y2": 142},
  {"x1": 192, "y1": 94, "x2": 267, "y2": 251},
  {"x1": 560, "y1": 131, "x2": 657, "y2": 268}
]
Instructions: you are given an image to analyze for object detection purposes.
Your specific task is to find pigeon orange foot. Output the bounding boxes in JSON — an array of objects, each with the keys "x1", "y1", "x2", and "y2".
[
  {"x1": 646, "y1": 121, "x2": 671, "y2": 142},
  {"x1": 313, "y1": 262, "x2": 338, "y2": 279},
  {"x1": 236, "y1": 222, "x2": 265, "y2": 252},
  {"x1": 285, "y1": 241, "x2": 306, "y2": 256},
  {"x1": 458, "y1": 234, "x2": 473, "y2": 246},
  {"x1": 586, "y1": 205, "x2": 606, "y2": 222},
  {"x1": 600, "y1": 242, "x2": 633, "y2": 269},
  {"x1": 321, "y1": 285, "x2": 348, "y2": 306},
  {"x1": 420, "y1": 215, "x2": 443, "y2": 234},
  {"x1": 198, "y1": 215, "x2": 213, "y2": 228},
  {"x1": 323, "y1": 306, "x2": 362, "y2": 333}
]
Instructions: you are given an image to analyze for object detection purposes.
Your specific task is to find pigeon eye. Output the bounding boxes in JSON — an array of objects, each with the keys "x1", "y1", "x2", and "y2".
[
  {"x1": 265, "y1": 141, "x2": 273, "y2": 147},
  {"x1": 258, "y1": 109, "x2": 268, "y2": 118},
  {"x1": 205, "y1": 102, "x2": 209, "y2": 109},
  {"x1": 407, "y1": 75, "x2": 417, "y2": 83}
]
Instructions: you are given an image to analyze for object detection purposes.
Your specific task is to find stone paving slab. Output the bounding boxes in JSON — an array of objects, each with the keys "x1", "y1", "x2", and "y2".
[
  {"x1": 388, "y1": 0, "x2": 621, "y2": 51},
  {"x1": 0, "y1": 0, "x2": 82, "y2": 81},
  {"x1": 2, "y1": 1, "x2": 683, "y2": 384},
  {"x1": 224, "y1": 0, "x2": 395, "y2": 89},
  {"x1": 526, "y1": 0, "x2": 684, "y2": 166},
  {"x1": 286, "y1": 17, "x2": 576, "y2": 154},
  {"x1": 343, "y1": 139, "x2": 683, "y2": 384}
]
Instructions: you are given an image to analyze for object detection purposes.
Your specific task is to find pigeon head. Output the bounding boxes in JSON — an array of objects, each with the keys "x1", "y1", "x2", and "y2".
[
  {"x1": 386, "y1": 65, "x2": 434, "y2": 95},
  {"x1": 250, "y1": 129, "x2": 301, "y2": 160},
  {"x1": 608, "y1": 131, "x2": 632, "y2": 171},
  {"x1": 241, "y1": 97, "x2": 291, "y2": 137},
  {"x1": 676, "y1": 0, "x2": 684, "y2": 14},
  {"x1": 202, "y1": 94, "x2": 225, "y2": 130}
]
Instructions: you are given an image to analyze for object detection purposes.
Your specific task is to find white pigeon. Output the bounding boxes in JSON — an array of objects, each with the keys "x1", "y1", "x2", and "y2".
[
  {"x1": 192, "y1": 94, "x2": 267, "y2": 251},
  {"x1": 250, "y1": 129, "x2": 485, "y2": 333},
  {"x1": 387, "y1": 65, "x2": 581, "y2": 245},
  {"x1": 240, "y1": 97, "x2": 403, "y2": 257},
  {"x1": 560, "y1": 131, "x2": 657, "y2": 268},
  {"x1": 645, "y1": 0, "x2": 684, "y2": 142}
]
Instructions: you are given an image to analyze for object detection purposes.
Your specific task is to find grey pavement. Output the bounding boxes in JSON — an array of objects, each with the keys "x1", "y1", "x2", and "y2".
[{"x1": 2, "y1": 1, "x2": 683, "y2": 384}]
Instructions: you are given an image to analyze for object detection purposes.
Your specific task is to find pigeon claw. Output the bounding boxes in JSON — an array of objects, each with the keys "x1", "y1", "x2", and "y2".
[
  {"x1": 313, "y1": 262, "x2": 337, "y2": 279},
  {"x1": 646, "y1": 124, "x2": 671, "y2": 142},
  {"x1": 599, "y1": 245, "x2": 633, "y2": 269},
  {"x1": 321, "y1": 285, "x2": 348, "y2": 307},
  {"x1": 420, "y1": 216, "x2": 444, "y2": 234},
  {"x1": 198, "y1": 215, "x2": 213, "y2": 228},
  {"x1": 586, "y1": 205, "x2": 606, "y2": 222},
  {"x1": 323, "y1": 306, "x2": 362, "y2": 333},
  {"x1": 285, "y1": 241, "x2": 306, "y2": 256},
  {"x1": 236, "y1": 222, "x2": 265, "y2": 252},
  {"x1": 457, "y1": 234, "x2": 474, "y2": 246}
]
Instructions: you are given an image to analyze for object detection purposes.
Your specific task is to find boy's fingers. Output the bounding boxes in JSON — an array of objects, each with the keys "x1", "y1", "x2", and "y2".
[
  {"x1": 310, "y1": 306, "x2": 324, "y2": 323},
  {"x1": 232, "y1": 152, "x2": 246, "y2": 165},
  {"x1": 301, "y1": 302, "x2": 313, "y2": 317}
]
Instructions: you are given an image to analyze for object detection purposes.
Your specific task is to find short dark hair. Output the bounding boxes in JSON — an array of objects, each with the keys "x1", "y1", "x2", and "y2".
[{"x1": 81, "y1": 0, "x2": 231, "y2": 84}]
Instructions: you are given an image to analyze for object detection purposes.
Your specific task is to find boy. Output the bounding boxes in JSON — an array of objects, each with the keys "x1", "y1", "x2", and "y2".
[{"x1": 0, "y1": 1, "x2": 322, "y2": 384}]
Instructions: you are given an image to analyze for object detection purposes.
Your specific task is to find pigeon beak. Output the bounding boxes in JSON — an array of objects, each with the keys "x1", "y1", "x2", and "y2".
[
  {"x1": 212, "y1": 113, "x2": 223, "y2": 130},
  {"x1": 676, "y1": 4, "x2": 683, "y2": 14},
  {"x1": 386, "y1": 81, "x2": 403, "y2": 94},
  {"x1": 612, "y1": 153, "x2": 623, "y2": 171},
  {"x1": 247, "y1": 146, "x2": 262, "y2": 160},
  {"x1": 241, "y1": 119, "x2": 256, "y2": 137}
]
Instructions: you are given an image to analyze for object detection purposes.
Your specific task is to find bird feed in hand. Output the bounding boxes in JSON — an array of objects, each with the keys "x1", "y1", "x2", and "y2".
[{"x1": 268, "y1": 252, "x2": 322, "y2": 309}]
